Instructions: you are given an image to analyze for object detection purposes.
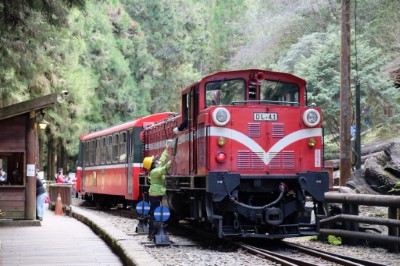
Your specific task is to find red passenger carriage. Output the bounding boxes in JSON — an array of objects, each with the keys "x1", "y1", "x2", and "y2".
[{"x1": 76, "y1": 112, "x2": 175, "y2": 207}]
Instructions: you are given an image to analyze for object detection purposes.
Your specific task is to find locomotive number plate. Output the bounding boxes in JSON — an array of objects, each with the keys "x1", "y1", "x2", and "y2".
[{"x1": 253, "y1": 112, "x2": 278, "y2": 121}]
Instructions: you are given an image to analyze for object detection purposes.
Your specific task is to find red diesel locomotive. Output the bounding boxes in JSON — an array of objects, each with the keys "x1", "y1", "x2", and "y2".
[{"x1": 77, "y1": 69, "x2": 329, "y2": 239}]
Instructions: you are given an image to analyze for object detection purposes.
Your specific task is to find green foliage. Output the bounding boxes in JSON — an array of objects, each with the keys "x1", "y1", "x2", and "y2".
[
  {"x1": 0, "y1": 0, "x2": 85, "y2": 27},
  {"x1": 2, "y1": 0, "x2": 400, "y2": 168},
  {"x1": 389, "y1": 182, "x2": 400, "y2": 195},
  {"x1": 327, "y1": 235, "x2": 342, "y2": 245},
  {"x1": 69, "y1": 0, "x2": 152, "y2": 128},
  {"x1": 205, "y1": 0, "x2": 249, "y2": 71},
  {"x1": 123, "y1": 0, "x2": 203, "y2": 113},
  {"x1": 310, "y1": 235, "x2": 318, "y2": 241},
  {"x1": 278, "y1": 26, "x2": 399, "y2": 135}
]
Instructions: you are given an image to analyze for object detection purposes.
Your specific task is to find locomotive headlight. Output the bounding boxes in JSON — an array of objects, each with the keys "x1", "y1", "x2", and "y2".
[
  {"x1": 216, "y1": 152, "x2": 227, "y2": 162},
  {"x1": 303, "y1": 109, "x2": 321, "y2": 127},
  {"x1": 308, "y1": 137, "x2": 317, "y2": 147},
  {"x1": 217, "y1": 137, "x2": 226, "y2": 146},
  {"x1": 212, "y1": 107, "x2": 231, "y2": 126}
]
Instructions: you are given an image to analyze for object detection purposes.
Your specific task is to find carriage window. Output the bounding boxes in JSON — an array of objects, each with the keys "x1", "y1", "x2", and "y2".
[
  {"x1": 90, "y1": 139, "x2": 96, "y2": 166},
  {"x1": 260, "y1": 80, "x2": 300, "y2": 106},
  {"x1": 182, "y1": 93, "x2": 189, "y2": 124},
  {"x1": 106, "y1": 135, "x2": 112, "y2": 163},
  {"x1": 95, "y1": 138, "x2": 101, "y2": 165},
  {"x1": 112, "y1": 134, "x2": 119, "y2": 163},
  {"x1": 100, "y1": 137, "x2": 106, "y2": 164},
  {"x1": 205, "y1": 79, "x2": 245, "y2": 106},
  {"x1": 119, "y1": 132, "x2": 127, "y2": 163},
  {"x1": 84, "y1": 141, "x2": 90, "y2": 166}
]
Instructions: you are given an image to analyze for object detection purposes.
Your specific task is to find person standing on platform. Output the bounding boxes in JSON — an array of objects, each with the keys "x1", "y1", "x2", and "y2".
[
  {"x1": 142, "y1": 143, "x2": 175, "y2": 239},
  {"x1": 56, "y1": 168, "x2": 66, "y2": 183},
  {"x1": 36, "y1": 173, "x2": 47, "y2": 221}
]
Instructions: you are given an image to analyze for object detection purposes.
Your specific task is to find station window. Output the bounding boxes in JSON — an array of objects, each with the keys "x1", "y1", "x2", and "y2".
[{"x1": 0, "y1": 153, "x2": 24, "y2": 186}]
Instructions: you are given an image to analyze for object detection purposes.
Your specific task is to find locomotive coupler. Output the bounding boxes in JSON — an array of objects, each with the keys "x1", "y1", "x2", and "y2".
[{"x1": 233, "y1": 212, "x2": 240, "y2": 229}]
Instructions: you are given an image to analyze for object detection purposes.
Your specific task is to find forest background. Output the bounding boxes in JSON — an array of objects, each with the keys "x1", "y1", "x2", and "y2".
[{"x1": 1, "y1": 0, "x2": 399, "y2": 173}]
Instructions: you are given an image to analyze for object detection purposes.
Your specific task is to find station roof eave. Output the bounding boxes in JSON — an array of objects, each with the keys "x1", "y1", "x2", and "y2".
[{"x1": 0, "y1": 93, "x2": 58, "y2": 121}]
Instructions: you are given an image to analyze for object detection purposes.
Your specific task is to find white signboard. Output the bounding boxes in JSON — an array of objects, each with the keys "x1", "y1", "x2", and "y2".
[{"x1": 27, "y1": 164, "x2": 36, "y2": 177}]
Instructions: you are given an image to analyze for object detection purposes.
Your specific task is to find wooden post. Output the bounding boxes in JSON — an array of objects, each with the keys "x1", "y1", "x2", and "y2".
[
  {"x1": 388, "y1": 207, "x2": 399, "y2": 252},
  {"x1": 47, "y1": 127, "x2": 55, "y2": 182},
  {"x1": 38, "y1": 131, "x2": 44, "y2": 173},
  {"x1": 339, "y1": 0, "x2": 352, "y2": 186},
  {"x1": 25, "y1": 111, "x2": 37, "y2": 220}
]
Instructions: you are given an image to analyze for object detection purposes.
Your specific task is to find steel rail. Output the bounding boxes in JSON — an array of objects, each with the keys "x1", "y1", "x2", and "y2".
[{"x1": 284, "y1": 242, "x2": 387, "y2": 266}]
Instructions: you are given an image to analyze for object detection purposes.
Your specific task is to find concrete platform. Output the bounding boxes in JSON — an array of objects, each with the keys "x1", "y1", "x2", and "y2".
[
  {"x1": 0, "y1": 203, "x2": 162, "y2": 266},
  {"x1": 0, "y1": 204, "x2": 122, "y2": 265},
  {"x1": 71, "y1": 206, "x2": 162, "y2": 266}
]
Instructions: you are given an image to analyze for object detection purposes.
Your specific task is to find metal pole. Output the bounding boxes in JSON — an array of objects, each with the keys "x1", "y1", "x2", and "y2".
[
  {"x1": 339, "y1": 0, "x2": 352, "y2": 186},
  {"x1": 355, "y1": 80, "x2": 361, "y2": 169}
]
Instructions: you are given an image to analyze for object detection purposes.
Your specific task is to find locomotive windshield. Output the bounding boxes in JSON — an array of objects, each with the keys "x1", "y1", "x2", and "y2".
[
  {"x1": 205, "y1": 79, "x2": 245, "y2": 106},
  {"x1": 260, "y1": 80, "x2": 300, "y2": 106},
  {"x1": 205, "y1": 78, "x2": 300, "y2": 106}
]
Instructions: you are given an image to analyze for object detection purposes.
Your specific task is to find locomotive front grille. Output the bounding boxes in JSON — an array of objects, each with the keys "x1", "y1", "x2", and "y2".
[
  {"x1": 268, "y1": 151, "x2": 295, "y2": 170},
  {"x1": 238, "y1": 150, "x2": 251, "y2": 168},
  {"x1": 272, "y1": 123, "x2": 284, "y2": 138},
  {"x1": 237, "y1": 151, "x2": 265, "y2": 169},
  {"x1": 252, "y1": 152, "x2": 264, "y2": 169},
  {"x1": 237, "y1": 150, "x2": 295, "y2": 170},
  {"x1": 248, "y1": 123, "x2": 261, "y2": 138},
  {"x1": 269, "y1": 152, "x2": 280, "y2": 169},
  {"x1": 282, "y1": 151, "x2": 295, "y2": 169}
]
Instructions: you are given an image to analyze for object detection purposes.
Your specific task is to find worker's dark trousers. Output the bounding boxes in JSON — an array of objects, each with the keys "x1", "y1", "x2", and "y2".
[{"x1": 148, "y1": 195, "x2": 163, "y2": 236}]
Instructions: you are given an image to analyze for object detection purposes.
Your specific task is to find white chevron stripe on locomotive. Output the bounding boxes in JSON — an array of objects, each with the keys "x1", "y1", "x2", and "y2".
[
  {"x1": 208, "y1": 127, "x2": 322, "y2": 166},
  {"x1": 145, "y1": 127, "x2": 322, "y2": 166}
]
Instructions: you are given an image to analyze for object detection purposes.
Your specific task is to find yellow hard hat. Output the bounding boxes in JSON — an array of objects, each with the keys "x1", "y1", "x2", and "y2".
[{"x1": 143, "y1": 155, "x2": 154, "y2": 170}]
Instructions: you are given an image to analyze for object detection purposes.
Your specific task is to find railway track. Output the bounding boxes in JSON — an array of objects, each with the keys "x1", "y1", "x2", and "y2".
[
  {"x1": 238, "y1": 241, "x2": 387, "y2": 266},
  {"x1": 73, "y1": 201, "x2": 394, "y2": 266}
]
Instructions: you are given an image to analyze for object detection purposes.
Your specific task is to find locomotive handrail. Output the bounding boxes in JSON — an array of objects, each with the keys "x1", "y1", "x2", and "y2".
[
  {"x1": 231, "y1": 100, "x2": 300, "y2": 106},
  {"x1": 322, "y1": 192, "x2": 400, "y2": 253}
]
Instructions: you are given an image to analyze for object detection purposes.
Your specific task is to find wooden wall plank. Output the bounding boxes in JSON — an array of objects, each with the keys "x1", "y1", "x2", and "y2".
[
  {"x1": 0, "y1": 201, "x2": 25, "y2": 208},
  {"x1": 0, "y1": 190, "x2": 25, "y2": 201},
  {"x1": 0, "y1": 116, "x2": 26, "y2": 150}
]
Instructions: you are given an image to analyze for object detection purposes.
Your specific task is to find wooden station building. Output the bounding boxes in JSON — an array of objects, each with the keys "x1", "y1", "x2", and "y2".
[{"x1": 0, "y1": 94, "x2": 57, "y2": 220}]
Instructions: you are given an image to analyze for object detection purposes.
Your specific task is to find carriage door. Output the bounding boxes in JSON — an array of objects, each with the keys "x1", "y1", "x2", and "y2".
[{"x1": 127, "y1": 129, "x2": 133, "y2": 195}]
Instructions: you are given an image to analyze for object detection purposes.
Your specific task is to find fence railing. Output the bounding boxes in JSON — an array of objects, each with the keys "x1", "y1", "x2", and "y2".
[
  {"x1": 48, "y1": 183, "x2": 72, "y2": 208},
  {"x1": 321, "y1": 192, "x2": 400, "y2": 253}
]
